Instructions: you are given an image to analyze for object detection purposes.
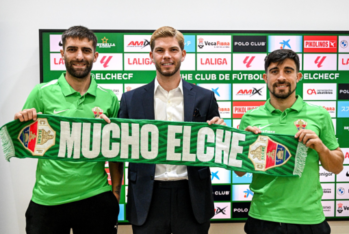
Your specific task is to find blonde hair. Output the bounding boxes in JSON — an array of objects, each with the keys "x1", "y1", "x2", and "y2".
[{"x1": 150, "y1": 26, "x2": 185, "y2": 51}]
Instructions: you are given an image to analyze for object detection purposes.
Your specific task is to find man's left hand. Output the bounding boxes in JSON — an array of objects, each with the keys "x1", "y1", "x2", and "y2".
[
  {"x1": 295, "y1": 129, "x2": 326, "y2": 153},
  {"x1": 207, "y1": 117, "x2": 226, "y2": 126}
]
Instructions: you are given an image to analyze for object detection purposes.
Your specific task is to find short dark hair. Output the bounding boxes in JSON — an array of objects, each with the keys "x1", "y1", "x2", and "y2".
[
  {"x1": 61, "y1": 26, "x2": 97, "y2": 51},
  {"x1": 264, "y1": 49, "x2": 300, "y2": 72}
]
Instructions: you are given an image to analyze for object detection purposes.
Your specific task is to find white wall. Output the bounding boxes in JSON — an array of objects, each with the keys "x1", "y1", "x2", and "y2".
[{"x1": 0, "y1": 1, "x2": 348, "y2": 233}]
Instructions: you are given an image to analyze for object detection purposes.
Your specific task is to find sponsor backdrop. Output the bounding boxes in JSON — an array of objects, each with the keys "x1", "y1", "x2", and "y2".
[{"x1": 40, "y1": 30, "x2": 349, "y2": 222}]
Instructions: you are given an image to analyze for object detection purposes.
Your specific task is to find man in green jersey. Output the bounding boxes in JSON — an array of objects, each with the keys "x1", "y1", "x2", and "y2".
[
  {"x1": 235, "y1": 49, "x2": 344, "y2": 234},
  {"x1": 14, "y1": 26, "x2": 123, "y2": 234}
]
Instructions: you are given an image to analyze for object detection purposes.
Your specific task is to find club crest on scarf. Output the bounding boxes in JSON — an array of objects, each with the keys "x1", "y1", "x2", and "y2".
[
  {"x1": 248, "y1": 136, "x2": 292, "y2": 171},
  {"x1": 294, "y1": 119, "x2": 307, "y2": 130},
  {"x1": 92, "y1": 107, "x2": 103, "y2": 118},
  {"x1": 18, "y1": 118, "x2": 56, "y2": 156}
]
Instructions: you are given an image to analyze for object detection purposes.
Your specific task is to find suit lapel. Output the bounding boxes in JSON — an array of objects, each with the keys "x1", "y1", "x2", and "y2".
[
  {"x1": 183, "y1": 80, "x2": 196, "y2": 121},
  {"x1": 142, "y1": 80, "x2": 155, "y2": 120}
]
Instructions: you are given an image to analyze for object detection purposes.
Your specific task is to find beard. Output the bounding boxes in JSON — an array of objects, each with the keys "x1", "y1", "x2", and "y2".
[
  {"x1": 268, "y1": 81, "x2": 296, "y2": 99},
  {"x1": 154, "y1": 60, "x2": 181, "y2": 77},
  {"x1": 64, "y1": 56, "x2": 93, "y2": 79}
]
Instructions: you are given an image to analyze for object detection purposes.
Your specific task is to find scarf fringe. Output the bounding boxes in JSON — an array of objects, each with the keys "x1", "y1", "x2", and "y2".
[
  {"x1": 293, "y1": 142, "x2": 308, "y2": 177},
  {"x1": 0, "y1": 126, "x2": 15, "y2": 161}
]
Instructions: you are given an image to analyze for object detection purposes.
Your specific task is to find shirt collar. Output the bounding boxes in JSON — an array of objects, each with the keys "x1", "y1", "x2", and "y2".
[
  {"x1": 154, "y1": 77, "x2": 183, "y2": 95},
  {"x1": 265, "y1": 95, "x2": 304, "y2": 113},
  {"x1": 58, "y1": 72, "x2": 97, "y2": 97}
]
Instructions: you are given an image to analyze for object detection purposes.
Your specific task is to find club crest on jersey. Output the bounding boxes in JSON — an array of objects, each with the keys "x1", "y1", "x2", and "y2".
[
  {"x1": 18, "y1": 118, "x2": 56, "y2": 156},
  {"x1": 92, "y1": 107, "x2": 103, "y2": 118},
  {"x1": 248, "y1": 136, "x2": 292, "y2": 171},
  {"x1": 294, "y1": 119, "x2": 307, "y2": 130}
]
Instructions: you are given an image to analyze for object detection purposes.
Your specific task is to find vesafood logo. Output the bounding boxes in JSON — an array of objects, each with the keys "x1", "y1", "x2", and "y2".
[
  {"x1": 233, "y1": 36, "x2": 267, "y2": 52},
  {"x1": 212, "y1": 185, "x2": 231, "y2": 201},
  {"x1": 304, "y1": 36, "x2": 337, "y2": 53},
  {"x1": 338, "y1": 84, "x2": 349, "y2": 100},
  {"x1": 232, "y1": 202, "x2": 251, "y2": 218}
]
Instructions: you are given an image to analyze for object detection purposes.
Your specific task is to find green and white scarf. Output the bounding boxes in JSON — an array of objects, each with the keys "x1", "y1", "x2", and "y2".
[{"x1": 0, "y1": 114, "x2": 308, "y2": 177}]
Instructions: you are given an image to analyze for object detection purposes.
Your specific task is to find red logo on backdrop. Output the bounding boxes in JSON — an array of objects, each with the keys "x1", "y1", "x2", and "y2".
[
  {"x1": 304, "y1": 36, "x2": 337, "y2": 52},
  {"x1": 307, "y1": 89, "x2": 317, "y2": 95},
  {"x1": 54, "y1": 57, "x2": 65, "y2": 65},
  {"x1": 200, "y1": 58, "x2": 228, "y2": 65},
  {"x1": 243, "y1": 56, "x2": 255, "y2": 68},
  {"x1": 128, "y1": 57, "x2": 153, "y2": 65},
  {"x1": 315, "y1": 56, "x2": 326, "y2": 68},
  {"x1": 233, "y1": 101, "x2": 265, "y2": 118},
  {"x1": 100, "y1": 56, "x2": 112, "y2": 68},
  {"x1": 345, "y1": 152, "x2": 349, "y2": 159},
  {"x1": 342, "y1": 58, "x2": 349, "y2": 65}
]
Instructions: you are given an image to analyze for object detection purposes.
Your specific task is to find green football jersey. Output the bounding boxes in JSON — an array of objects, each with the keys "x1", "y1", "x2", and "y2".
[
  {"x1": 239, "y1": 95, "x2": 338, "y2": 224},
  {"x1": 23, "y1": 73, "x2": 119, "y2": 205}
]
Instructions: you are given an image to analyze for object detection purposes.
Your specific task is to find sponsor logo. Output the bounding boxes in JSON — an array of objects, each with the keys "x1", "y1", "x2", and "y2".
[
  {"x1": 97, "y1": 37, "x2": 115, "y2": 49},
  {"x1": 232, "y1": 101, "x2": 265, "y2": 118},
  {"x1": 338, "y1": 203, "x2": 344, "y2": 213},
  {"x1": 339, "y1": 54, "x2": 349, "y2": 70},
  {"x1": 338, "y1": 101, "x2": 349, "y2": 118},
  {"x1": 232, "y1": 202, "x2": 251, "y2": 218},
  {"x1": 218, "y1": 102, "x2": 231, "y2": 118},
  {"x1": 248, "y1": 136, "x2": 291, "y2": 171},
  {"x1": 319, "y1": 166, "x2": 335, "y2": 182},
  {"x1": 50, "y1": 53, "x2": 65, "y2": 71},
  {"x1": 50, "y1": 34, "x2": 63, "y2": 52},
  {"x1": 303, "y1": 83, "x2": 336, "y2": 100},
  {"x1": 338, "y1": 187, "x2": 345, "y2": 196},
  {"x1": 53, "y1": 109, "x2": 69, "y2": 114},
  {"x1": 197, "y1": 84, "x2": 231, "y2": 100},
  {"x1": 232, "y1": 54, "x2": 266, "y2": 70},
  {"x1": 339, "y1": 36, "x2": 349, "y2": 52},
  {"x1": 213, "y1": 203, "x2": 231, "y2": 219},
  {"x1": 124, "y1": 84, "x2": 146, "y2": 92},
  {"x1": 322, "y1": 201, "x2": 334, "y2": 217},
  {"x1": 338, "y1": 84, "x2": 349, "y2": 100},
  {"x1": 232, "y1": 171, "x2": 252, "y2": 184},
  {"x1": 342, "y1": 148, "x2": 349, "y2": 164},
  {"x1": 196, "y1": 36, "x2": 231, "y2": 52},
  {"x1": 321, "y1": 183, "x2": 335, "y2": 199},
  {"x1": 303, "y1": 54, "x2": 337, "y2": 71},
  {"x1": 211, "y1": 167, "x2": 231, "y2": 184},
  {"x1": 212, "y1": 185, "x2": 231, "y2": 201},
  {"x1": 233, "y1": 84, "x2": 266, "y2": 101},
  {"x1": 124, "y1": 35, "x2": 151, "y2": 52},
  {"x1": 268, "y1": 36, "x2": 303, "y2": 52},
  {"x1": 92, "y1": 53, "x2": 123, "y2": 71},
  {"x1": 197, "y1": 54, "x2": 231, "y2": 70},
  {"x1": 184, "y1": 35, "x2": 196, "y2": 52},
  {"x1": 18, "y1": 118, "x2": 56, "y2": 156},
  {"x1": 306, "y1": 101, "x2": 336, "y2": 118},
  {"x1": 233, "y1": 36, "x2": 267, "y2": 52},
  {"x1": 232, "y1": 185, "x2": 253, "y2": 201},
  {"x1": 124, "y1": 54, "x2": 155, "y2": 71},
  {"x1": 304, "y1": 36, "x2": 337, "y2": 52}
]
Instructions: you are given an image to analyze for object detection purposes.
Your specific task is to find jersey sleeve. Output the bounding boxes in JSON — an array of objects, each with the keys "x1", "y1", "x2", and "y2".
[
  {"x1": 319, "y1": 108, "x2": 339, "y2": 150},
  {"x1": 22, "y1": 84, "x2": 44, "y2": 112}
]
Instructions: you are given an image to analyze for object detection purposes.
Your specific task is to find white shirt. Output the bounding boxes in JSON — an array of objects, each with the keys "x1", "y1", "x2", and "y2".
[{"x1": 154, "y1": 77, "x2": 188, "y2": 181}]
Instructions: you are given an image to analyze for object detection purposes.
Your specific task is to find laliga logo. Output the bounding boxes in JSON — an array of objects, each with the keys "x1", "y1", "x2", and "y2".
[
  {"x1": 243, "y1": 56, "x2": 255, "y2": 68},
  {"x1": 307, "y1": 89, "x2": 317, "y2": 95},
  {"x1": 315, "y1": 56, "x2": 326, "y2": 68},
  {"x1": 100, "y1": 56, "x2": 112, "y2": 68},
  {"x1": 342, "y1": 58, "x2": 349, "y2": 65}
]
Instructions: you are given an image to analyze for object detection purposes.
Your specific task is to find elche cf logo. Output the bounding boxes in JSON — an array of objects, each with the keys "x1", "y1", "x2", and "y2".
[{"x1": 18, "y1": 118, "x2": 56, "y2": 156}]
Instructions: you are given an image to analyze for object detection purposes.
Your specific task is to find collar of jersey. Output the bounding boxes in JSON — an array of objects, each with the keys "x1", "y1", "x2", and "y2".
[
  {"x1": 58, "y1": 72, "x2": 97, "y2": 97},
  {"x1": 265, "y1": 95, "x2": 304, "y2": 113}
]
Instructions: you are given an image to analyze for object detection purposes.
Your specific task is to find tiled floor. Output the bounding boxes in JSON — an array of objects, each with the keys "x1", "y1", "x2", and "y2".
[{"x1": 117, "y1": 221, "x2": 349, "y2": 234}]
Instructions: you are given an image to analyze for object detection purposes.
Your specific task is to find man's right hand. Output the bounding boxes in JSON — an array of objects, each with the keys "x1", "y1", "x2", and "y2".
[{"x1": 14, "y1": 108, "x2": 38, "y2": 122}]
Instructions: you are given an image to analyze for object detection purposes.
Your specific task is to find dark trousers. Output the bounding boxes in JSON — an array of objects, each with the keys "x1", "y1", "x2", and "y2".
[
  {"x1": 26, "y1": 191, "x2": 119, "y2": 234},
  {"x1": 244, "y1": 216, "x2": 331, "y2": 234},
  {"x1": 132, "y1": 180, "x2": 210, "y2": 234}
]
